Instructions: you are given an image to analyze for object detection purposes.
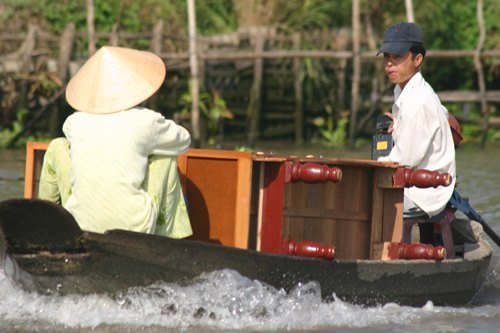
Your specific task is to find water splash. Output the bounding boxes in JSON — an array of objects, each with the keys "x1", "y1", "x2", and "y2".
[{"x1": 1, "y1": 268, "x2": 499, "y2": 332}]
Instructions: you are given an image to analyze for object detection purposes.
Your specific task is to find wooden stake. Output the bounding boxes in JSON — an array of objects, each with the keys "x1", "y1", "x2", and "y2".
[
  {"x1": 187, "y1": 0, "x2": 201, "y2": 147},
  {"x1": 86, "y1": 0, "x2": 96, "y2": 55},
  {"x1": 349, "y1": 0, "x2": 361, "y2": 148}
]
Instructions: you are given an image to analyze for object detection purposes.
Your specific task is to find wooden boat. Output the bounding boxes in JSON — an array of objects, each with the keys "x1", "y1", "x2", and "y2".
[{"x1": 0, "y1": 142, "x2": 493, "y2": 306}]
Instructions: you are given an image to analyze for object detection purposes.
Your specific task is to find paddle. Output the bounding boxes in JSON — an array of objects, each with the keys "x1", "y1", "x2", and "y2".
[
  {"x1": 449, "y1": 190, "x2": 500, "y2": 247},
  {"x1": 0, "y1": 198, "x2": 83, "y2": 252}
]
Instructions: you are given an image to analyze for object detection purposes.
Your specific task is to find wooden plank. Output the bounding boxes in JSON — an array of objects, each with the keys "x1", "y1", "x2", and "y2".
[
  {"x1": 24, "y1": 141, "x2": 49, "y2": 198},
  {"x1": 259, "y1": 162, "x2": 286, "y2": 254},
  {"x1": 177, "y1": 149, "x2": 253, "y2": 249},
  {"x1": 382, "y1": 189, "x2": 404, "y2": 243},
  {"x1": 370, "y1": 168, "x2": 385, "y2": 258},
  {"x1": 335, "y1": 218, "x2": 370, "y2": 259},
  {"x1": 280, "y1": 164, "x2": 373, "y2": 259}
]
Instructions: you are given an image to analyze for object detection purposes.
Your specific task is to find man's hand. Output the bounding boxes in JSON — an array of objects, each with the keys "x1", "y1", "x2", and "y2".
[{"x1": 384, "y1": 112, "x2": 394, "y2": 133}]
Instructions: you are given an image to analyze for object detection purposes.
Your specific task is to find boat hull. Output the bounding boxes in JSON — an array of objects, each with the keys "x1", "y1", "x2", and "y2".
[{"x1": 3, "y1": 228, "x2": 492, "y2": 307}]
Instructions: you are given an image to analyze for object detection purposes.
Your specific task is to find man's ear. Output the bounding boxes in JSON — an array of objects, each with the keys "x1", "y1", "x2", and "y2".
[{"x1": 414, "y1": 53, "x2": 424, "y2": 67}]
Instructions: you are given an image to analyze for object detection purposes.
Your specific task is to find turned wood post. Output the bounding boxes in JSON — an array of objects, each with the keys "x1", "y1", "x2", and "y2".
[
  {"x1": 387, "y1": 242, "x2": 446, "y2": 261},
  {"x1": 393, "y1": 168, "x2": 452, "y2": 188},
  {"x1": 282, "y1": 239, "x2": 335, "y2": 260},
  {"x1": 285, "y1": 162, "x2": 342, "y2": 183}
]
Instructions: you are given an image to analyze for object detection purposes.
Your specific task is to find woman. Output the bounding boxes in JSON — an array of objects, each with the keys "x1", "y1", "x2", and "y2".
[{"x1": 39, "y1": 46, "x2": 192, "y2": 238}]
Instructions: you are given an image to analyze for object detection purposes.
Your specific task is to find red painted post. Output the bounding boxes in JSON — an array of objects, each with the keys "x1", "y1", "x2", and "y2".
[
  {"x1": 286, "y1": 162, "x2": 342, "y2": 183},
  {"x1": 260, "y1": 162, "x2": 286, "y2": 254},
  {"x1": 282, "y1": 239, "x2": 335, "y2": 260},
  {"x1": 387, "y1": 242, "x2": 446, "y2": 261},
  {"x1": 393, "y1": 168, "x2": 451, "y2": 188}
]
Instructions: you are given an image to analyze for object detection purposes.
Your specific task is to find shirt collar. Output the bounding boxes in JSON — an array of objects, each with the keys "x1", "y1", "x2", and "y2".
[{"x1": 394, "y1": 71, "x2": 423, "y2": 107}]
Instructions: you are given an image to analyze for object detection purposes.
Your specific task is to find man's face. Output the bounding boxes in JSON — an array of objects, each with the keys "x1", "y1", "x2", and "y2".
[{"x1": 383, "y1": 51, "x2": 422, "y2": 88}]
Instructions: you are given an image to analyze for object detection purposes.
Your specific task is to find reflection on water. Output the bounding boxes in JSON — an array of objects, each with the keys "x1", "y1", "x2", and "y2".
[
  {"x1": 0, "y1": 149, "x2": 26, "y2": 200},
  {"x1": 0, "y1": 143, "x2": 499, "y2": 333}
]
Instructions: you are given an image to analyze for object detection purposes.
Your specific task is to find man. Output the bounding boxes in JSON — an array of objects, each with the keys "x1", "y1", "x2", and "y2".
[
  {"x1": 39, "y1": 46, "x2": 192, "y2": 238},
  {"x1": 377, "y1": 22, "x2": 456, "y2": 224}
]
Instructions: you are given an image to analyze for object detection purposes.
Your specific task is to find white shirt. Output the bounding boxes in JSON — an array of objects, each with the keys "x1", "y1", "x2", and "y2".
[
  {"x1": 380, "y1": 72, "x2": 456, "y2": 216},
  {"x1": 62, "y1": 107, "x2": 191, "y2": 233}
]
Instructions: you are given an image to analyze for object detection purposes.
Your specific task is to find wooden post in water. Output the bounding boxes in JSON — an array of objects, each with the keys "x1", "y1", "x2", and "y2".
[
  {"x1": 151, "y1": 20, "x2": 164, "y2": 54},
  {"x1": 149, "y1": 20, "x2": 164, "y2": 111},
  {"x1": 187, "y1": 0, "x2": 201, "y2": 147},
  {"x1": 405, "y1": 0, "x2": 415, "y2": 22},
  {"x1": 475, "y1": 0, "x2": 489, "y2": 148},
  {"x1": 109, "y1": 23, "x2": 119, "y2": 46},
  {"x1": 86, "y1": 0, "x2": 96, "y2": 55},
  {"x1": 348, "y1": 0, "x2": 361, "y2": 148},
  {"x1": 58, "y1": 24, "x2": 75, "y2": 84},
  {"x1": 333, "y1": 29, "x2": 350, "y2": 124},
  {"x1": 247, "y1": 29, "x2": 264, "y2": 147},
  {"x1": 293, "y1": 32, "x2": 304, "y2": 144},
  {"x1": 18, "y1": 24, "x2": 37, "y2": 122},
  {"x1": 51, "y1": 23, "x2": 75, "y2": 136}
]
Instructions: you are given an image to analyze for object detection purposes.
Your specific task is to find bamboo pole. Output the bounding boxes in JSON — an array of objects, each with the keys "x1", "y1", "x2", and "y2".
[
  {"x1": 151, "y1": 20, "x2": 164, "y2": 54},
  {"x1": 86, "y1": 0, "x2": 96, "y2": 55},
  {"x1": 292, "y1": 32, "x2": 303, "y2": 144},
  {"x1": 405, "y1": 0, "x2": 415, "y2": 22},
  {"x1": 348, "y1": 0, "x2": 361, "y2": 148},
  {"x1": 357, "y1": 11, "x2": 385, "y2": 132},
  {"x1": 332, "y1": 29, "x2": 350, "y2": 123},
  {"x1": 148, "y1": 20, "x2": 164, "y2": 111},
  {"x1": 58, "y1": 24, "x2": 75, "y2": 83},
  {"x1": 50, "y1": 23, "x2": 75, "y2": 136},
  {"x1": 187, "y1": 0, "x2": 201, "y2": 147},
  {"x1": 110, "y1": 23, "x2": 119, "y2": 46},
  {"x1": 474, "y1": 0, "x2": 488, "y2": 148},
  {"x1": 247, "y1": 29, "x2": 264, "y2": 147}
]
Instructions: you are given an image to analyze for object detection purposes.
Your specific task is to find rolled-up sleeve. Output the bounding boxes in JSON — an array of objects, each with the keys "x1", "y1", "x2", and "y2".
[{"x1": 151, "y1": 115, "x2": 191, "y2": 156}]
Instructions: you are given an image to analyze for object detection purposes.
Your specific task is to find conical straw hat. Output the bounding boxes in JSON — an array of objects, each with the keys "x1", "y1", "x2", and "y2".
[{"x1": 66, "y1": 46, "x2": 166, "y2": 114}]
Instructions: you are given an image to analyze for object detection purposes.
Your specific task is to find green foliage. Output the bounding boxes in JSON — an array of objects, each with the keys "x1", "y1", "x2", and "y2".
[
  {"x1": 195, "y1": 0, "x2": 237, "y2": 35},
  {"x1": 274, "y1": 0, "x2": 351, "y2": 31},
  {"x1": 233, "y1": 145, "x2": 254, "y2": 152},
  {"x1": 461, "y1": 123, "x2": 482, "y2": 143},
  {"x1": 461, "y1": 124, "x2": 500, "y2": 144},
  {"x1": 0, "y1": 0, "x2": 237, "y2": 37},
  {"x1": 311, "y1": 116, "x2": 347, "y2": 147},
  {"x1": 179, "y1": 83, "x2": 233, "y2": 145},
  {"x1": 0, "y1": 109, "x2": 49, "y2": 149},
  {"x1": 0, "y1": 109, "x2": 27, "y2": 148}
]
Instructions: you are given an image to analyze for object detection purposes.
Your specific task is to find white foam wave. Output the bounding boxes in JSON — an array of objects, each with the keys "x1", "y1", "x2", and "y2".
[{"x1": 1, "y1": 268, "x2": 499, "y2": 332}]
